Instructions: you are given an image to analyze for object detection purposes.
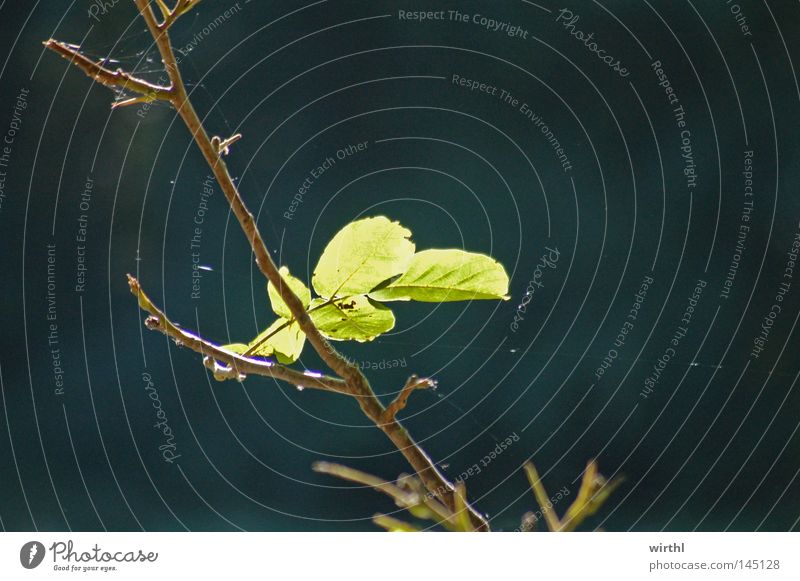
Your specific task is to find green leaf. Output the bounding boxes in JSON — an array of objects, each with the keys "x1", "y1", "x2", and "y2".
[
  {"x1": 312, "y1": 216, "x2": 415, "y2": 298},
  {"x1": 221, "y1": 343, "x2": 250, "y2": 355},
  {"x1": 309, "y1": 296, "x2": 395, "y2": 342},
  {"x1": 226, "y1": 318, "x2": 306, "y2": 364},
  {"x1": 255, "y1": 318, "x2": 306, "y2": 364},
  {"x1": 267, "y1": 266, "x2": 311, "y2": 319},
  {"x1": 373, "y1": 515, "x2": 420, "y2": 532},
  {"x1": 369, "y1": 249, "x2": 510, "y2": 302}
]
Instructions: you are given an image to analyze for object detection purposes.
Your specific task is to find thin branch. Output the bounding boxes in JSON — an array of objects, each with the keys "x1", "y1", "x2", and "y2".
[
  {"x1": 43, "y1": 40, "x2": 172, "y2": 106},
  {"x1": 381, "y1": 375, "x2": 436, "y2": 424},
  {"x1": 523, "y1": 462, "x2": 562, "y2": 532},
  {"x1": 127, "y1": 275, "x2": 350, "y2": 395},
  {"x1": 312, "y1": 462, "x2": 417, "y2": 505},
  {"x1": 343, "y1": 376, "x2": 489, "y2": 529},
  {"x1": 452, "y1": 483, "x2": 476, "y2": 532}
]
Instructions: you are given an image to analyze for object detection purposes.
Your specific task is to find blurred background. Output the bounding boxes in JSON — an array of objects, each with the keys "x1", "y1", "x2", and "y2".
[{"x1": 0, "y1": 0, "x2": 798, "y2": 531}]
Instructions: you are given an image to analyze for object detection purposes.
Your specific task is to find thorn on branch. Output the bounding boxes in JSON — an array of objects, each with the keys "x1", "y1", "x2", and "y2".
[
  {"x1": 381, "y1": 374, "x2": 437, "y2": 424},
  {"x1": 211, "y1": 133, "x2": 242, "y2": 156},
  {"x1": 203, "y1": 356, "x2": 246, "y2": 382},
  {"x1": 144, "y1": 315, "x2": 162, "y2": 331},
  {"x1": 112, "y1": 95, "x2": 159, "y2": 109},
  {"x1": 43, "y1": 39, "x2": 173, "y2": 106}
]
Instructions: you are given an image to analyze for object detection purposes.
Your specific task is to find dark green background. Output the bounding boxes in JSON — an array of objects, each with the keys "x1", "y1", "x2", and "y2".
[{"x1": 0, "y1": 0, "x2": 798, "y2": 531}]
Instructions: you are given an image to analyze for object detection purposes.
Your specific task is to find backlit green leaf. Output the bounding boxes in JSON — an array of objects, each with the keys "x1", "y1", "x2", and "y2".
[
  {"x1": 267, "y1": 266, "x2": 311, "y2": 319},
  {"x1": 312, "y1": 216, "x2": 415, "y2": 298},
  {"x1": 221, "y1": 343, "x2": 250, "y2": 354},
  {"x1": 373, "y1": 515, "x2": 420, "y2": 532},
  {"x1": 369, "y1": 249, "x2": 510, "y2": 302},
  {"x1": 309, "y1": 296, "x2": 395, "y2": 342},
  {"x1": 226, "y1": 318, "x2": 307, "y2": 364}
]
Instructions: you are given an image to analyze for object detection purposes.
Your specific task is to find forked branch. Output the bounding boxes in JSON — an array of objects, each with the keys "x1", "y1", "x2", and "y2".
[
  {"x1": 155, "y1": 0, "x2": 201, "y2": 31},
  {"x1": 381, "y1": 375, "x2": 437, "y2": 424},
  {"x1": 523, "y1": 460, "x2": 623, "y2": 532}
]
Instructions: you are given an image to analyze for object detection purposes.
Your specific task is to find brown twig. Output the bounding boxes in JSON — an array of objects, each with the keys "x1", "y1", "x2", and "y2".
[
  {"x1": 45, "y1": 3, "x2": 490, "y2": 532},
  {"x1": 127, "y1": 275, "x2": 350, "y2": 395},
  {"x1": 381, "y1": 375, "x2": 436, "y2": 424},
  {"x1": 42, "y1": 39, "x2": 172, "y2": 107}
]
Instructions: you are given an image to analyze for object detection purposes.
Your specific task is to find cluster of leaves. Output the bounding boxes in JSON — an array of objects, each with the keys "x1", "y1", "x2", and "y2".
[
  {"x1": 225, "y1": 216, "x2": 510, "y2": 364},
  {"x1": 314, "y1": 459, "x2": 622, "y2": 532}
]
